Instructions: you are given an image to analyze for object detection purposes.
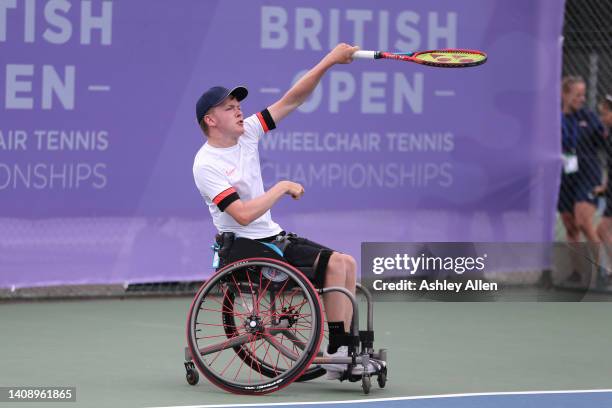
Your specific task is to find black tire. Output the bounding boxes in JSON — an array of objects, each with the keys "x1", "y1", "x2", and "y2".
[
  {"x1": 296, "y1": 366, "x2": 327, "y2": 382},
  {"x1": 186, "y1": 369, "x2": 199, "y2": 385},
  {"x1": 362, "y1": 375, "x2": 371, "y2": 394},
  {"x1": 187, "y1": 258, "x2": 324, "y2": 395},
  {"x1": 377, "y1": 366, "x2": 387, "y2": 388}
]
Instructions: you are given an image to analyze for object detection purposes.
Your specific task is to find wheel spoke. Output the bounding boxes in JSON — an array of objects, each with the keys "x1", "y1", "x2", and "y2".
[
  {"x1": 263, "y1": 332, "x2": 297, "y2": 368},
  {"x1": 245, "y1": 269, "x2": 258, "y2": 315},
  {"x1": 231, "y1": 274, "x2": 251, "y2": 314}
]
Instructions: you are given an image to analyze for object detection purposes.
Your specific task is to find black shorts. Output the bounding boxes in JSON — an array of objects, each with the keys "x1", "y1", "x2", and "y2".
[
  {"x1": 557, "y1": 174, "x2": 598, "y2": 213},
  {"x1": 257, "y1": 232, "x2": 334, "y2": 288}
]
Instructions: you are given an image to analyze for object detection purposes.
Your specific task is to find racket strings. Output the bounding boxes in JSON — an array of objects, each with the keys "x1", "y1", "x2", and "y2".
[{"x1": 415, "y1": 50, "x2": 486, "y2": 65}]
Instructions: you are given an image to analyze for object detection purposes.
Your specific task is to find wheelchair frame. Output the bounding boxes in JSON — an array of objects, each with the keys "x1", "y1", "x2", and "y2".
[{"x1": 182, "y1": 238, "x2": 388, "y2": 394}]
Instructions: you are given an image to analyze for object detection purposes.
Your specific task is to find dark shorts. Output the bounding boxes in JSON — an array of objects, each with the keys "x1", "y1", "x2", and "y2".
[
  {"x1": 557, "y1": 175, "x2": 597, "y2": 213},
  {"x1": 256, "y1": 232, "x2": 334, "y2": 288}
]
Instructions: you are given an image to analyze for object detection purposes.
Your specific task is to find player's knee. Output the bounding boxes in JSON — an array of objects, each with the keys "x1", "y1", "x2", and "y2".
[
  {"x1": 343, "y1": 254, "x2": 357, "y2": 276},
  {"x1": 326, "y1": 253, "x2": 346, "y2": 280}
]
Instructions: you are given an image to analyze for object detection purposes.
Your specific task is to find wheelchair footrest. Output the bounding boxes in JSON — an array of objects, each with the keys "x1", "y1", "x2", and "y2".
[{"x1": 338, "y1": 359, "x2": 386, "y2": 383}]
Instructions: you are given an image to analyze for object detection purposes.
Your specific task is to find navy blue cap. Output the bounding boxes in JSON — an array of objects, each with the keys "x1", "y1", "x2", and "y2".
[{"x1": 196, "y1": 86, "x2": 248, "y2": 124}]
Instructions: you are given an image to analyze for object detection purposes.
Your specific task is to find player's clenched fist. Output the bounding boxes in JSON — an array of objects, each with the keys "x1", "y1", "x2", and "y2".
[{"x1": 281, "y1": 181, "x2": 305, "y2": 200}]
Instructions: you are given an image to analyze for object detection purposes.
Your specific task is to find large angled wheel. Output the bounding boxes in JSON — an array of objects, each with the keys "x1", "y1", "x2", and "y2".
[
  {"x1": 187, "y1": 258, "x2": 324, "y2": 394},
  {"x1": 221, "y1": 280, "x2": 326, "y2": 382}
]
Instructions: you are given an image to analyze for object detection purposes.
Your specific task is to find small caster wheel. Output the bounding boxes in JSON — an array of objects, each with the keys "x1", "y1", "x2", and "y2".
[
  {"x1": 184, "y1": 362, "x2": 199, "y2": 385},
  {"x1": 186, "y1": 368, "x2": 199, "y2": 385},
  {"x1": 362, "y1": 375, "x2": 371, "y2": 394},
  {"x1": 377, "y1": 366, "x2": 387, "y2": 388}
]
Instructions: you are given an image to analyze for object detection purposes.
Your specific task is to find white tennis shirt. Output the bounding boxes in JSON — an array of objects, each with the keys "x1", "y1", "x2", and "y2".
[{"x1": 193, "y1": 110, "x2": 283, "y2": 239}]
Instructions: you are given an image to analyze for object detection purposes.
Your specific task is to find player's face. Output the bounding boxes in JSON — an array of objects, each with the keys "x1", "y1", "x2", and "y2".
[
  {"x1": 208, "y1": 96, "x2": 244, "y2": 136},
  {"x1": 563, "y1": 82, "x2": 586, "y2": 112},
  {"x1": 598, "y1": 103, "x2": 612, "y2": 127}
]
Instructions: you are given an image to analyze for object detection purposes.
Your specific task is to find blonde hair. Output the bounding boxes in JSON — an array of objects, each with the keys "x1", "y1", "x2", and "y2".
[
  {"x1": 562, "y1": 75, "x2": 585, "y2": 94},
  {"x1": 198, "y1": 95, "x2": 237, "y2": 137},
  {"x1": 602, "y1": 94, "x2": 612, "y2": 111}
]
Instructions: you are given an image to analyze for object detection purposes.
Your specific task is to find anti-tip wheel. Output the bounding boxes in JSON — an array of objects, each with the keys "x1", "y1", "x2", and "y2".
[
  {"x1": 377, "y1": 366, "x2": 387, "y2": 388},
  {"x1": 362, "y1": 375, "x2": 371, "y2": 394}
]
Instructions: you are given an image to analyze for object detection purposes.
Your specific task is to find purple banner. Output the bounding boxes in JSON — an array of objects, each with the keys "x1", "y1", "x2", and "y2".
[{"x1": 0, "y1": 0, "x2": 564, "y2": 288}]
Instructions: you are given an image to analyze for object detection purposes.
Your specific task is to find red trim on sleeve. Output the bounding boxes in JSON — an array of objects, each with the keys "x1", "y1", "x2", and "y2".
[
  {"x1": 256, "y1": 112, "x2": 269, "y2": 133},
  {"x1": 213, "y1": 187, "x2": 237, "y2": 205}
]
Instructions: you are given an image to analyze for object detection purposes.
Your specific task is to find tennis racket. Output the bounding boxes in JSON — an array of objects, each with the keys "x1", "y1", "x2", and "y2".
[{"x1": 353, "y1": 49, "x2": 487, "y2": 68}]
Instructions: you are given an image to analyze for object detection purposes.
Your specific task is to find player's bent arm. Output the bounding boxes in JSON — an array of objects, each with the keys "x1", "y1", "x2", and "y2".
[
  {"x1": 268, "y1": 43, "x2": 359, "y2": 124},
  {"x1": 268, "y1": 60, "x2": 333, "y2": 124},
  {"x1": 225, "y1": 181, "x2": 302, "y2": 226}
]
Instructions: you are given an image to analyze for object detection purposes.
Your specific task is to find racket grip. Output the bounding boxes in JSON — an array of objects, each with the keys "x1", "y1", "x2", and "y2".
[{"x1": 352, "y1": 50, "x2": 378, "y2": 60}]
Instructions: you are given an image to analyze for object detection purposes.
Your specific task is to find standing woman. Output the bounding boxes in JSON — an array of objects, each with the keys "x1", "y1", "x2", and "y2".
[
  {"x1": 594, "y1": 94, "x2": 612, "y2": 284},
  {"x1": 557, "y1": 76, "x2": 605, "y2": 283}
]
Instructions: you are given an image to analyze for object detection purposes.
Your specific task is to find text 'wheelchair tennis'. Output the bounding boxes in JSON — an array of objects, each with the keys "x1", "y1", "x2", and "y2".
[{"x1": 183, "y1": 236, "x2": 388, "y2": 394}]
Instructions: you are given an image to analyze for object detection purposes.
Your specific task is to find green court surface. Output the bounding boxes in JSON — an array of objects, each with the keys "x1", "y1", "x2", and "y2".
[{"x1": 1, "y1": 298, "x2": 611, "y2": 408}]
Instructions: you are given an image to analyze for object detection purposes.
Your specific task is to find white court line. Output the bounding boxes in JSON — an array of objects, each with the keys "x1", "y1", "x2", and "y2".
[
  {"x1": 88, "y1": 85, "x2": 111, "y2": 91},
  {"x1": 260, "y1": 88, "x2": 281, "y2": 94},
  {"x1": 434, "y1": 90, "x2": 455, "y2": 96},
  {"x1": 146, "y1": 389, "x2": 612, "y2": 408}
]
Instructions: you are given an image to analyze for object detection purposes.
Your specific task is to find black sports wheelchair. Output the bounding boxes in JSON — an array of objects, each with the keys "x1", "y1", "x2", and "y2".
[{"x1": 183, "y1": 233, "x2": 387, "y2": 394}]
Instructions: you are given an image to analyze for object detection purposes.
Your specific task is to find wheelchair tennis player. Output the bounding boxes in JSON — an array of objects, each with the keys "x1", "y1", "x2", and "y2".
[{"x1": 192, "y1": 43, "x2": 381, "y2": 379}]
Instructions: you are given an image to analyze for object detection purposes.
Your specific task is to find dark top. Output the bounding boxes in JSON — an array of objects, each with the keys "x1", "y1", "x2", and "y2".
[{"x1": 561, "y1": 108, "x2": 604, "y2": 186}]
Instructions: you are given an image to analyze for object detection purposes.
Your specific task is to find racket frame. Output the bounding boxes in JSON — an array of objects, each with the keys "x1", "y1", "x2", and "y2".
[{"x1": 354, "y1": 49, "x2": 487, "y2": 68}]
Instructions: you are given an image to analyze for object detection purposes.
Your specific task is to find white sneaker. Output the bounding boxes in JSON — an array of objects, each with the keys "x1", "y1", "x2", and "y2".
[
  {"x1": 321, "y1": 346, "x2": 348, "y2": 380},
  {"x1": 351, "y1": 358, "x2": 385, "y2": 375}
]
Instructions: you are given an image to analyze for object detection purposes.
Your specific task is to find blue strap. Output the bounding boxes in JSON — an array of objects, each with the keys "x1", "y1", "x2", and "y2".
[
  {"x1": 211, "y1": 242, "x2": 220, "y2": 268},
  {"x1": 262, "y1": 242, "x2": 284, "y2": 257}
]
